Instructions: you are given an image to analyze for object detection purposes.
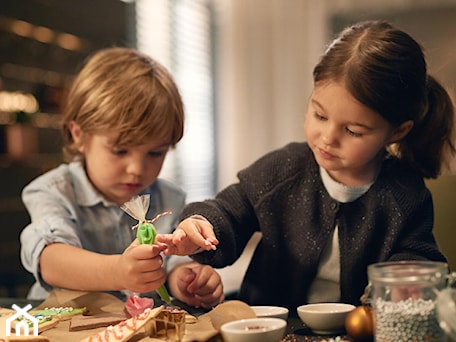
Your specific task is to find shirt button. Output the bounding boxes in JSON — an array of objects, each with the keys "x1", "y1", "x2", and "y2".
[{"x1": 330, "y1": 202, "x2": 338, "y2": 210}]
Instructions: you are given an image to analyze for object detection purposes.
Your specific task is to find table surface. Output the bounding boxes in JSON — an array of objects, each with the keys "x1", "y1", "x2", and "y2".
[
  {"x1": 0, "y1": 297, "x2": 353, "y2": 342},
  {"x1": 162, "y1": 298, "x2": 352, "y2": 341},
  {"x1": 171, "y1": 298, "x2": 353, "y2": 341}
]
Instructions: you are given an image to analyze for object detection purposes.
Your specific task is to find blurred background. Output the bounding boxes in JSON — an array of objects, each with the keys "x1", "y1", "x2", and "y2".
[{"x1": 0, "y1": 0, "x2": 455, "y2": 298}]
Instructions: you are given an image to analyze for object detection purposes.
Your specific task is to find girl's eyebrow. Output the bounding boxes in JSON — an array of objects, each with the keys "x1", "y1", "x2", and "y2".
[
  {"x1": 311, "y1": 97, "x2": 324, "y2": 111},
  {"x1": 311, "y1": 97, "x2": 374, "y2": 131},
  {"x1": 349, "y1": 122, "x2": 374, "y2": 131}
]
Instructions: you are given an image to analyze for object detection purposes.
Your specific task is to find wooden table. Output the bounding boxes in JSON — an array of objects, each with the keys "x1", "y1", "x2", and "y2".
[
  {"x1": 1, "y1": 296, "x2": 352, "y2": 341},
  {"x1": 172, "y1": 299, "x2": 353, "y2": 341},
  {"x1": 282, "y1": 316, "x2": 351, "y2": 341}
]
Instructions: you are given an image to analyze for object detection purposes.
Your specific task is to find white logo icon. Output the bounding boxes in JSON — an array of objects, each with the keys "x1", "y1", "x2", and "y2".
[{"x1": 5, "y1": 304, "x2": 39, "y2": 337}]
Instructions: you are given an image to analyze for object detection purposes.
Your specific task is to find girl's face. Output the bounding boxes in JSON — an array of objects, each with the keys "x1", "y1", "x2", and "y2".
[
  {"x1": 70, "y1": 122, "x2": 169, "y2": 205},
  {"x1": 304, "y1": 81, "x2": 410, "y2": 186}
]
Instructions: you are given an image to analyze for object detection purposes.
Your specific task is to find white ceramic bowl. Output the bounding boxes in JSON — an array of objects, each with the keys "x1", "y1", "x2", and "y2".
[
  {"x1": 297, "y1": 303, "x2": 355, "y2": 335},
  {"x1": 251, "y1": 306, "x2": 289, "y2": 320},
  {"x1": 220, "y1": 317, "x2": 287, "y2": 342}
]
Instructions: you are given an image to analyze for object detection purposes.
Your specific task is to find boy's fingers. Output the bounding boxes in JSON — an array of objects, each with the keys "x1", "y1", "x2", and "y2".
[{"x1": 127, "y1": 238, "x2": 140, "y2": 248}]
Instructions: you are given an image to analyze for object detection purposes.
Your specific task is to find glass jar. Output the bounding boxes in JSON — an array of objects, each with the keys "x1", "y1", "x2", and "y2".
[
  {"x1": 436, "y1": 287, "x2": 456, "y2": 340},
  {"x1": 368, "y1": 260, "x2": 448, "y2": 342}
]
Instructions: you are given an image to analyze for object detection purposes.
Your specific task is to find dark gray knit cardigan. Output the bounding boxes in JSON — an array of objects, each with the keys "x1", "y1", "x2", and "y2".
[{"x1": 182, "y1": 142, "x2": 446, "y2": 312}]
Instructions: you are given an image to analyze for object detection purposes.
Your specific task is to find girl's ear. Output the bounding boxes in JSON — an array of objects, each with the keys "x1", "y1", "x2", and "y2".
[
  {"x1": 388, "y1": 120, "x2": 414, "y2": 143},
  {"x1": 68, "y1": 121, "x2": 84, "y2": 152}
]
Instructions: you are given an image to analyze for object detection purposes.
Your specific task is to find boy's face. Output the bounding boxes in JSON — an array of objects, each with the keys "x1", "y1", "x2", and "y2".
[
  {"x1": 71, "y1": 124, "x2": 170, "y2": 205},
  {"x1": 304, "y1": 81, "x2": 402, "y2": 186}
]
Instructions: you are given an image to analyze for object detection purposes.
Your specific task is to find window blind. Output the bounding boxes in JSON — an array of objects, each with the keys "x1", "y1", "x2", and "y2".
[{"x1": 135, "y1": 0, "x2": 216, "y2": 202}]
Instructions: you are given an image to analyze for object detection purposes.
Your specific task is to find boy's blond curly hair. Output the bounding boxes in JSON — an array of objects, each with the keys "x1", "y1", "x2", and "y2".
[{"x1": 61, "y1": 47, "x2": 184, "y2": 161}]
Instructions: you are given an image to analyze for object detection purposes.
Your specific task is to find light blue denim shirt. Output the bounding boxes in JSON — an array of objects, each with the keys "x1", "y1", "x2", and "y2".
[{"x1": 20, "y1": 161, "x2": 186, "y2": 300}]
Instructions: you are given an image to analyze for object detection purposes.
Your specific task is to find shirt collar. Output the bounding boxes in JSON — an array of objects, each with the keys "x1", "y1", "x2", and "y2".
[
  {"x1": 68, "y1": 160, "x2": 116, "y2": 208},
  {"x1": 319, "y1": 166, "x2": 372, "y2": 203}
]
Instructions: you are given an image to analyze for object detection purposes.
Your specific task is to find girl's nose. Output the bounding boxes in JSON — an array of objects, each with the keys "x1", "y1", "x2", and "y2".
[{"x1": 322, "y1": 126, "x2": 338, "y2": 146}]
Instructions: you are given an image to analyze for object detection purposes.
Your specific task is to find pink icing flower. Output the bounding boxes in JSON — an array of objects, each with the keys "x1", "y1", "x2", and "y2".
[{"x1": 125, "y1": 295, "x2": 153, "y2": 317}]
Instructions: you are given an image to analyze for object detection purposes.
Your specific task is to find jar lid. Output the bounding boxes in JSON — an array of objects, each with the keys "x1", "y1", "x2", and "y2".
[{"x1": 368, "y1": 260, "x2": 448, "y2": 285}]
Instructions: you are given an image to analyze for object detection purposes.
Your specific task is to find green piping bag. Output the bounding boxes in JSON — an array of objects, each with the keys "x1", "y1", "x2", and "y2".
[
  {"x1": 136, "y1": 220, "x2": 171, "y2": 303},
  {"x1": 121, "y1": 195, "x2": 172, "y2": 304}
]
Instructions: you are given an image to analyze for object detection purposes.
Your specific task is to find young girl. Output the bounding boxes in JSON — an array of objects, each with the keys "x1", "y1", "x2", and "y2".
[
  {"x1": 157, "y1": 20, "x2": 456, "y2": 311},
  {"x1": 20, "y1": 47, "x2": 224, "y2": 309}
]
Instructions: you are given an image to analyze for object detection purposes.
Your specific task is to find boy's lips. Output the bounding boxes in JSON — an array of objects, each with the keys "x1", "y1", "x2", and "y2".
[{"x1": 122, "y1": 182, "x2": 142, "y2": 190}]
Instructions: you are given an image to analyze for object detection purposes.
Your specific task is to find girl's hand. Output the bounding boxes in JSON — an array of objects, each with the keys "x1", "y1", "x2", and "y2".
[
  {"x1": 116, "y1": 239, "x2": 167, "y2": 293},
  {"x1": 156, "y1": 216, "x2": 219, "y2": 256},
  {"x1": 168, "y1": 262, "x2": 225, "y2": 309}
]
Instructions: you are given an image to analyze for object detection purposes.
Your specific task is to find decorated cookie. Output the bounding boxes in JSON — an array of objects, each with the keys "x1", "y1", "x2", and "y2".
[
  {"x1": 80, "y1": 306, "x2": 164, "y2": 342},
  {"x1": 10, "y1": 313, "x2": 59, "y2": 334},
  {"x1": 30, "y1": 307, "x2": 87, "y2": 321}
]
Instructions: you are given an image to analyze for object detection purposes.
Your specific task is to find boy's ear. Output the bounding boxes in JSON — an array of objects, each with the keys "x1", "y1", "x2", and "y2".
[
  {"x1": 389, "y1": 120, "x2": 414, "y2": 143},
  {"x1": 68, "y1": 121, "x2": 84, "y2": 152}
]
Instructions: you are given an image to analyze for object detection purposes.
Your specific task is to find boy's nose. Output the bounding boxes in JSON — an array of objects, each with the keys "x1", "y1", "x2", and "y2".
[{"x1": 127, "y1": 158, "x2": 145, "y2": 176}]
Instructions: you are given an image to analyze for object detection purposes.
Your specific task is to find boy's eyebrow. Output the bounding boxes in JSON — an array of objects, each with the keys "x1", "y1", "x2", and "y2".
[
  {"x1": 143, "y1": 142, "x2": 172, "y2": 150},
  {"x1": 153, "y1": 144, "x2": 171, "y2": 149}
]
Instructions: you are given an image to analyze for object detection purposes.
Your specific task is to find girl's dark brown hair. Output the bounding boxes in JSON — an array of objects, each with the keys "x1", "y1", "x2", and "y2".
[{"x1": 313, "y1": 20, "x2": 455, "y2": 178}]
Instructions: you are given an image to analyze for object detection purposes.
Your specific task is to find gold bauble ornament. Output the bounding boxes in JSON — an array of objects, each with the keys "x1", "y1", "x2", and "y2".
[{"x1": 345, "y1": 305, "x2": 374, "y2": 341}]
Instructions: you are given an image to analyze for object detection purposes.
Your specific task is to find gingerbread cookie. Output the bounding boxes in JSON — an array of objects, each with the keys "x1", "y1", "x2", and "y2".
[
  {"x1": 80, "y1": 306, "x2": 164, "y2": 342},
  {"x1": 30, "y1": 307, "x2": 87, "y2": 321}
]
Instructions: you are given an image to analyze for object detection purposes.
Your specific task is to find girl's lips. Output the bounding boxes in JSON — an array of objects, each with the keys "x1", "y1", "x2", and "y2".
[{"x1": 318, "y1": 147, "x2": 336, "y2": 160}]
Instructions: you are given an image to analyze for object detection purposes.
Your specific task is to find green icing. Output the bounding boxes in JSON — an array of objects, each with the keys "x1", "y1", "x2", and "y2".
[
  {"x1": 33, "y1": 306, "x2": 86, "y2": 317},
  {"x1": 136, "y1": 222, "x2": 171, "y2": 303},
  {"x1": 137, "y1": 222, "x2": 157, "y2": 245}
]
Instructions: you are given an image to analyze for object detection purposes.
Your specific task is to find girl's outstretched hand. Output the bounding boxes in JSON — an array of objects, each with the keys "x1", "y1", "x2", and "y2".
[{"x1": 156, "y1": 216, "x2": 219, "y2": 256}]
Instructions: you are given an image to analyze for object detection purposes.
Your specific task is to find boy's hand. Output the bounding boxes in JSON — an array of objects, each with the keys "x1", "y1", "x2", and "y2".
[
  {"x1": 116, "y1": 239, "x2": 167, "y2": 293},
  {"x1": 168, "y1": 262, "x2": 225, "y2": 309},
  {"x1": 156, "y1": 216, "x2": 219, "y2": 256}
]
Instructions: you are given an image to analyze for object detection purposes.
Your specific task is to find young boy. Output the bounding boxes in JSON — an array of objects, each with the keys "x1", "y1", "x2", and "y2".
[{"x1": 20, "y1": 47, "x2": 224, "y2": 309}]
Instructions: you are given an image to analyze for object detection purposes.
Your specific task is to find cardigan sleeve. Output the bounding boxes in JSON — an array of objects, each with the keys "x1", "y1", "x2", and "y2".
[{"x1": 180, "y1": 142, "x2": 314, "y2": 268}]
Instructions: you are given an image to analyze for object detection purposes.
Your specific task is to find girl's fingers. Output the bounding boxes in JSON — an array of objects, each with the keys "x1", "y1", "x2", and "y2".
[
  {"x1": 186, "y1": 220, "x2": 219, "y2": 250},
  {"x1": 156, "y1": 217, "x2": 219, "y2": 255}
]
